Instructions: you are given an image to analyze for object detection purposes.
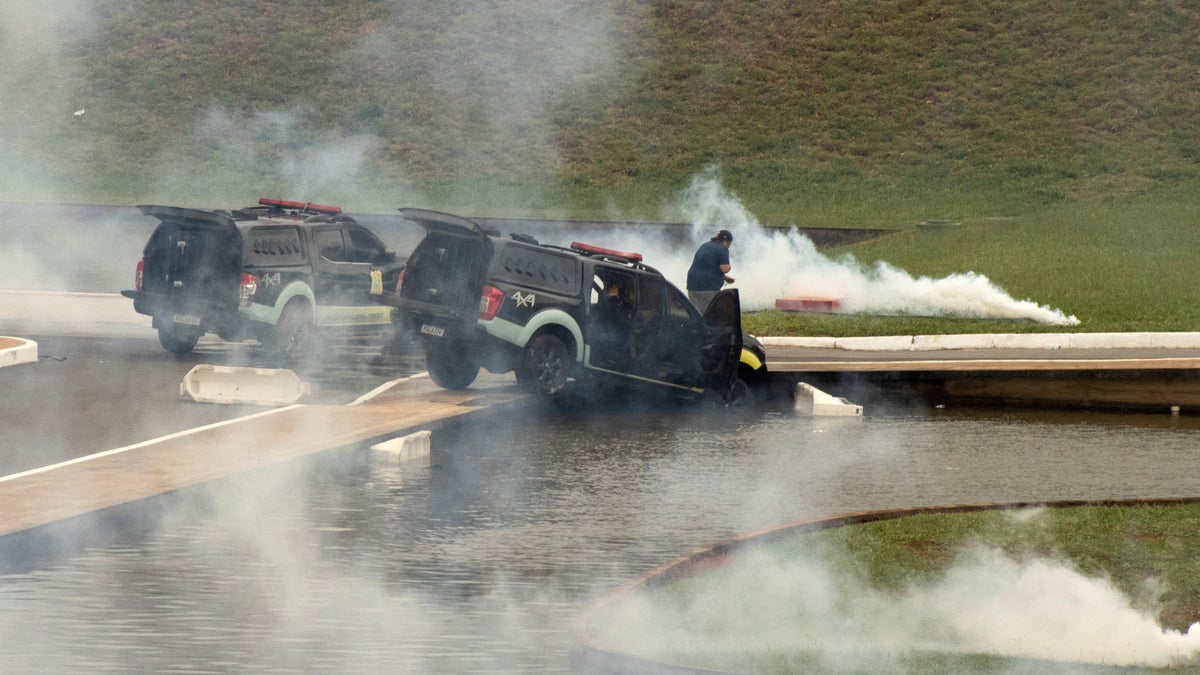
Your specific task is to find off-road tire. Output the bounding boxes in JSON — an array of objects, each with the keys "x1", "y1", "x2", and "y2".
[
  {"x1": 266, "y1": 300, "x2": 314, "y2": 364},
  {"x1": 520, "y1": 333, "x2": 572, "y2": 397},
  {"x1": 425, "y1": 339, "x2": 480, "y2": 390},
  {"x1": 712, "y1": 377, "x2": 752, "y2": 408},
  {"x1": 157, "y1": 323, "x2": 202, "y2": 355}
]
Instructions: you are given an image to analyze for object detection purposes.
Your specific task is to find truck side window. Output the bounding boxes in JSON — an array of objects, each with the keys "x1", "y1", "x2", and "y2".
[
  {"x1": 666, "y1": 286, "x2": 695, "y2": 321},
  {"x1": 315, "y1": 228, "x2": 347, "y2": 262},
  {"x1": 347, "y1": 226, "x2": 388, "y2": 264}
]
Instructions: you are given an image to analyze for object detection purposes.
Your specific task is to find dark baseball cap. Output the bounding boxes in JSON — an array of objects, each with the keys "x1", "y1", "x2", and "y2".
[{"x1": 712, "y1": 229, "x2": 734, "y2": 242}]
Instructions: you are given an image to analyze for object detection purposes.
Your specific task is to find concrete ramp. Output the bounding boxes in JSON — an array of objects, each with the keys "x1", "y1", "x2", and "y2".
[
  {"x1": 181, "y1": 365, "x2": 311, "y2": 406},
  {"x1": 794, "y1": 382, "x2": 863, "y2": 417}
]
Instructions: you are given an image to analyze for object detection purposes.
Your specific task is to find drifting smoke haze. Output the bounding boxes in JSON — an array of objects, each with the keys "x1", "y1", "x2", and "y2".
[
  {"x1": 142, "y1": 105, "x2": 401, "y2": 208},
  {"x1": 597, "y1": 541, "x2": 1200, "y2": 669},
  {"x1": 0, "y1": 0, "x2": 95, "y2": 199}
]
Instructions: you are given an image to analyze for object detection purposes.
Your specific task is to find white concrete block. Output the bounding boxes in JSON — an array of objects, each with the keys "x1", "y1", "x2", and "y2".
[
  {"x1": 371, "y1": 430, "x2": 432, "y2": 464},
  {"x1": 0, "y1": 337, "x2": 37, "y2": 368},
  {"x1": 794, "y1": 382, "x2": 863, "y2": 417},
  {"x1": 180, "y1": 365, "x2": 310, "y2": 405}
]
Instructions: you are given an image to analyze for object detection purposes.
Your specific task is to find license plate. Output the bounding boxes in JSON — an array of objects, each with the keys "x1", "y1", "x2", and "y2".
[
  {"x1": 172, "y1": 313, "x2": 201, "y2": 326},
  {"x1": 420, "y1": 323, "x2": 445, "y2": 338}
]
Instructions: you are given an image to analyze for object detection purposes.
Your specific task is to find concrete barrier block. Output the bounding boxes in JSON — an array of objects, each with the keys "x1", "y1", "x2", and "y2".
[
  {"x1": 180, "y1": 365, "x2": 310, "y2": 405},
  {"x1": 0, "y1": 337, "x2": 37, "y2": 368},
  {"x1": 371, "y1": 430, "x2": 432, "y2": 464},
  {"x1": 794, "y1": 382, "x2": 863, "y2": 417}
]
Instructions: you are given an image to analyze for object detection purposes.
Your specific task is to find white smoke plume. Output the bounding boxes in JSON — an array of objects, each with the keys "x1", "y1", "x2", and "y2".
[
  {"x1": 650, "y1": 167, "x2": 1079, "y2": 325},
  {"x1": 594, "y1": 544, "x2": 1200, "y2": 669}
]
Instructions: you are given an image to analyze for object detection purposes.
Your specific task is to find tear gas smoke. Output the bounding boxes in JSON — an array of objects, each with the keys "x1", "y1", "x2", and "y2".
[
  {"x1": 619, "y1": 167, "x2": 1080, "y2": 325},
  {"x1": 596, "y1": 544, "x2": 1200, "y2": 668},
  {"x1": 141, "y1": 107, "x2": 405, "y2": 209}
]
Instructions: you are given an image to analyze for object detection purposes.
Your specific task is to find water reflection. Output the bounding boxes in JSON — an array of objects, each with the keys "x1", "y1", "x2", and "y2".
[{"x1": 2, "y1": 404, "x2": 1199, "y2": 672}]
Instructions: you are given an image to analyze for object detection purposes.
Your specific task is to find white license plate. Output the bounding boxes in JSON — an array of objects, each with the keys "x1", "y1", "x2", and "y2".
[
  {"x1": 420, "y1": 323, "x2": 445, "y2": 338},
  {"x1": 172, "y1": 313, "x2": 201, "y2": 326}
]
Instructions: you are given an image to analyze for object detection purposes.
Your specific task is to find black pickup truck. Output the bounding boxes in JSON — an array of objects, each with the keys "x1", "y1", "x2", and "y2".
[{"x1": 122, "y1": 198, "x2": 404, "y2": 361}]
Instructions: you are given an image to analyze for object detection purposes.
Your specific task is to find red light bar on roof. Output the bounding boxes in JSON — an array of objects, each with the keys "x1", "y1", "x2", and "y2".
[
  {"x1": 258, "y1": 197, "x2": 342, "y2": 215},
  {"x1": 570, "y1": 241, "x2": 643, "y2": 262}
]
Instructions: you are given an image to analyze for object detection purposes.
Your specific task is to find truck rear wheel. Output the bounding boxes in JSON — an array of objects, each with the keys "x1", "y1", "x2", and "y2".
[
  {"x1": 425, "y1": 339, "x2": 479, "y2": 390},
  {"x1": 266, "y1": 300, "x2": 314, "y2": 364},
  {"x1": 520, "y1": 333, "x2": 571, "y2": 397},
  {"x1": 157, "y1": 323, "x2": 201, "y2": 355}
]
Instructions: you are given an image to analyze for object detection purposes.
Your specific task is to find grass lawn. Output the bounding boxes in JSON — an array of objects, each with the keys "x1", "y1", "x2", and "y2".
[
  {"x1": 741, "y1": 183, "x2": 1200, "y2": 337},
  {"x1": 587, "y1": 502, "x2": 1200, "y2": 673}
]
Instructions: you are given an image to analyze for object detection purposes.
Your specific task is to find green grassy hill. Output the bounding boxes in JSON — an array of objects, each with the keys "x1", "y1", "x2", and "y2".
[
  {"x1": 7, "y1": 0, "x2": 1200, "y2": 331},
  {"x1": 11, "y1": 0, "x2": 1200, "y2": 221}
]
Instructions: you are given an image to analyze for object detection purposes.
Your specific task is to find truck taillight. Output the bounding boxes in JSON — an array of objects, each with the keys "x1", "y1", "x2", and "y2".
[
  {"x1": 239, "y1": 273, "x2": 258, "y2": 307},
  {"x1": 395, "y1": 269, "x2": 406, "y2": 293},
  {"x1": 478, "y1": 284, "x2": 505, "y2": 320},
  {"x1": 135, "y1": 259, "x2": 145, "y2": 292}
]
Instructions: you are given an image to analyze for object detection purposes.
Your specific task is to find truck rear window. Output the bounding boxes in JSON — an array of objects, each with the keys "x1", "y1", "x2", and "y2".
[
  {"x1": 492, "y1": 244, "x2": 579, "y2": 294},
  {"x1": 246, "y1": 227, "x2": 306, "y2": 266}
]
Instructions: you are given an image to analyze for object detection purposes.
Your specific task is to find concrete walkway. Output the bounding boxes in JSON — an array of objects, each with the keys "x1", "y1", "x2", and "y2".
[{"x1": 0, "y1": 373, "x2": 526, "y2": 539}]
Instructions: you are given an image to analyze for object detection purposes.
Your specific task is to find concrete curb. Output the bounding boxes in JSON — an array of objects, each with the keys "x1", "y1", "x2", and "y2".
[
  {"x1": 0, "y1": 337, "x2": 37, "y2": 369},
  {"x1": 760, "y1": 332, "x2": 1200, "y2": 351}
]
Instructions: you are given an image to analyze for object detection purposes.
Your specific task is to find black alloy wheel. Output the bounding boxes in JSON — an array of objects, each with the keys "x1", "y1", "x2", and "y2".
[{"x1": 521, "y1": 333, "x2": 571, "y2": 397}]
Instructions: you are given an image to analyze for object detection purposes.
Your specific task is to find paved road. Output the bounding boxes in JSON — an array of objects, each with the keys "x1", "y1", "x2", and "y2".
[{"x1": 0, "y1": 328, "x2": 424, "y2": 477}]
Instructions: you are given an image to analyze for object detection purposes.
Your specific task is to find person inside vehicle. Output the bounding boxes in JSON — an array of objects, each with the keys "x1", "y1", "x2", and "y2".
[
  {"x1": 686, "y1": 229, "x2": 734, "y2": 311},
  {"x1": 591, "y1": 273, "x2": 636, "y2": 366}
]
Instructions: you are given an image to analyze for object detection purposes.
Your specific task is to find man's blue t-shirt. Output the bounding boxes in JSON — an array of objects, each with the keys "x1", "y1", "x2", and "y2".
[{"x1": 686, "y1": 240, "x2": 730, "y2": 292}]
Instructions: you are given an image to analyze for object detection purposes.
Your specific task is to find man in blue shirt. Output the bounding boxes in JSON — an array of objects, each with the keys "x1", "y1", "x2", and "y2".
[{"x1": 686, "y1": 229, "x2": 734, "y2": 311}]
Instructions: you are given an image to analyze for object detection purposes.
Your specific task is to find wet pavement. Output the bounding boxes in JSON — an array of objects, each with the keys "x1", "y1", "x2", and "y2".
[{"x1": 2, "y1": 404, "x2": 1199, "y2": 672}]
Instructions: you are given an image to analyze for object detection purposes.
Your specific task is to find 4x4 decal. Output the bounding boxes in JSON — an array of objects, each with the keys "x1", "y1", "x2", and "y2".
[
  {"x1": 260, "y1": 272, "x2": 281, "y2": 287},
  {"x1": 513, "y1": 291, "x2": 536, "y2": 308}
]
